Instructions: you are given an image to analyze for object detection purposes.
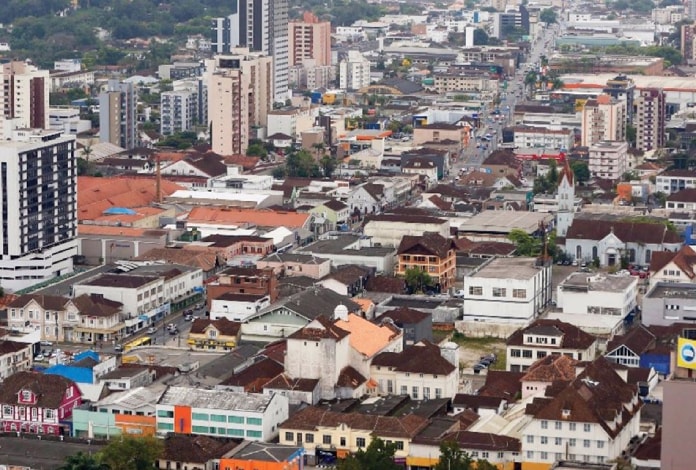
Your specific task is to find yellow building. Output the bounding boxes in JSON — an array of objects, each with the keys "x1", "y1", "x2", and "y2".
[
  {"x1": 397, "y1": 233, "x2": 457, "y2": 292},
  {"x1": 187, "y1": 318, "x2": 241, "y2": 351}
]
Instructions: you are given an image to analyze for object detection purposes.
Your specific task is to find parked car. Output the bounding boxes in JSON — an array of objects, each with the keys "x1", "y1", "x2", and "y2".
[
  {"x1": 169, "y1": 328, "x2": 178, "y2": 336},
  {"x1": 147, "y1": 327, "x2": 156, "y2": 334},
  {"x1": 167, "y1": 323, "x2": 176, "y2": 331},
  {"x1": 184, "y1": 314, "x2": 193, "y2": 321},
  {"x1": 40, "y1": 341, "x2": 53, "y2": 347},
  {"x1": 114, "y1": 345, "x2": 123, "y2": 352},
  {"x1": 473, "y1": 364, "x2": 486, "y2": 373},
  {"x1": 34, "y1": 354, "x2": 45, "y2": 361},
  {"x1": 452, "y1": 290, "x2": 466, "y2": 298}
]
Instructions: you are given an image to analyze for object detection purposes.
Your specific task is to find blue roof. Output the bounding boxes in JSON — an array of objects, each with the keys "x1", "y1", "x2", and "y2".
[
  {"x1": 103, "y1": 207, "x2": 137, "y2": 215},
  {"x1": 44, "y1": 365, "x2": 94, "y2": 384},
  {"x1": 74, "y1": 350, "x2": 99, "y2": 362}
]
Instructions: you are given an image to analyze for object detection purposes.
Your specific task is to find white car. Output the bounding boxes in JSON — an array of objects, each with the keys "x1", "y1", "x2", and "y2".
[
  {"x1": 452, "y1": 290, "x2": 466, "y2": 298},
  {"x1": 147, "y1": 327, "x2": 156, "y2": 334},
  {"x1": 34, "y1": 354, "x2": 45, "y2": 361}
]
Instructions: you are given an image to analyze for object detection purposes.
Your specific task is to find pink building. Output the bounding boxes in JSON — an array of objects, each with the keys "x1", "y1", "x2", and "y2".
[
  {"x1": 289, "y1": 12, "x2": 332, "y2": 67},
  {"x1": 0, "y1": 372, "x2": 82, "y2": 435}
]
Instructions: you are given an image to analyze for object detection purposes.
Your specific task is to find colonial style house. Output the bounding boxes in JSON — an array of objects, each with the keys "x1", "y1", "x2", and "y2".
[
  {"x1": 71, "y1": 294, "x2": 124, "y2": 344},
  {"x1": 187, "y1": 318, "x2": 242, "y2": 351},
  {"x1": 648, "y1": 245, "x2": 696, "y2": 288},
  {"x1": 7, "y1": 294, "x2": 77, "y2": 342},
  {"x1": 396, "y1": 233, "x2": 457, "y2": 292},
  {"x1": 0, "y1": 371, "x2": 82, "y2": 435},
  {"x1": 0, "y1": 341, "x2": 33, "y2": 381},
  {"x1": 561, "y1": 219, "x2": 682, "y2": 267}
]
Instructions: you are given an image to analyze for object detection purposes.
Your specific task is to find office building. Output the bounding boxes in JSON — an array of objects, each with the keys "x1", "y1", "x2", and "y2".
[
  {"x1": 211, "y1": 0, "x2": 289, "y2": 101},
  {"x1": 207, "y1": 51, "x2": 273, "y2": 156},
  {"x1": 0, "y1": 61, "x2": 49, "y2": 134},
  {"x1": 634, "y1": 87, "x2": 665, "y2": 152},
  {"x1": 289, "y1": 12, "x2": 331, "y2": 67},
  {"x1": 580, "y1": 94, "x2": 627, "y2": 147},
  {"x1": 0, "y1": 129, "x2": 78, "y2": 291},
  {"x1": 99, "y1": 79, "x2": 136, "y2": 150},
  {"x1": 339, "y1": 51, "x2": 371, "y2": 91},
  {"x1": 491, "y1": 6, "x2": 530, "y2": 39}
]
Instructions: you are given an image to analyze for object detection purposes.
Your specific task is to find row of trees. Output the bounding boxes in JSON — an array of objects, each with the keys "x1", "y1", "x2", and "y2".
[{"x1": 532, "y1": 160, "x2": 589, "y2": 195}]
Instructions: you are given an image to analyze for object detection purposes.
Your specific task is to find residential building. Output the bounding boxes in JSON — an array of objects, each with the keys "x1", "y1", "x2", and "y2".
[
  {"x1": 506, "y1": 319, "x2": 598, "y2": 372},
  {"x1": 588, "y1": 140, "x2": 628, "y2": 181},
  {"x1": 155, "y1": 386, "x2": 289, "y2": 441},
  {"x1": 317, "y1": 265, "x2": 371, "y2": 297},
  {"x1": 0, "y1": 129, "x2": 78, "y2": 291},
  {"x1": 210, "y1": 0, "x2": 289, "y2": 101},
  {"x1": 375, "y1": 307, "x2": 432, "y2": 347},
  {"x1": 431, "y1": 73, "x2": 492, "y2": 94},
  {"x1": 0, "y1": 61, "x2": 49, "y2": 133},
  {"x1": 187, "y1": 318, "x2": 242, "y2": 351},
  {"x1": 157, "y1": 435, "x2": 242, "y2": 470},
  {"x1": 647, "y1": 244, "x2": 696, "y2": 288},
  {"x1": 160, "y1": 88, "x2": 199, "y2": 136},
  {"x1": 665, "y1": 188, "x2": 696, "y2": 211},
  {"x1": 296, "y1": 235, "x2": 397, "y2": 275},
  {"x1": 580, "y1": 94, "x2": 627, "y2": 147},
  {"x1": 339, "y1": 51, "x2": 371, "y2": 91},
  {"x1": 278, "y1": 406, "x2": 428, "y2": 465},
  {"x1": 655, "y1": 169, "x2": 696, "y2": 195},
  {"x1": 346, "y1": 182, "x2": 391, "y2": 215},
  {"x1": 370, "y1": 341, "x2": 459, "y2": 400},
  {"x1": 520, "y1": 358, "x2": 642, "y2": 468},
  {"x1": 634, "y1": 88, "x2": 665, "y2": 152},
  {"x1": 396, "y1": 233, "x2": 457, "y2": 292},
  {"x1": 463, "y1": 257, "x2": 553, "y2": 325},
  {"x1": 99, "y1": 79, "x2": 136, "y2": 150},
  {"x1": 0, "y1": 371, "x2": 82, "y2": 435},
  {"x1": 603, "y1": 74, "x2": 636, "y2": 123},
  {"x1": 8, "y1": 295, "x2": 73, "y2": 342},
  {"x1": 70, "y1": 294, "x2": 125, "y2": 344},
  {"x1": 0, "y1": 341, "x2": 32, "y2": 381},
  {"x1": 413, "y1": 123, "x2": 471, "y2": 148},
  {"x1": 288, "y1": 12, "x2": 331, "y2": 66},
  {"x1": 512, "y1": 126, "x2": 574, "y2": 151},
  {"x1": 209, "y1": 293, "x2": 270, "y2": 322},
  {"x1": 206, "y1": 266, "x2": 279, "y2": 304},
  {"x1": 481, "y1": 149, "x2": 522, "y2": 178},
  {"x1": 604, "y1": 324, "x2": 656, "y2": 368},
  {"x1": 208, "y1": 51, "x2": 273, "y2": 156},
  {"x1": 561, "y1": 218, "x2": 682, "y2": 267},
  {"x1": 401, "y1": 158, "x2": 439, "y2": 186},
  {"x1": 257, "y1": 253, "x2": 331, "y2": 279},
  {"x1": 364, "y1": 214, "x2": 450, "y2": 248},
  {"x1": 98, "y1": 366, "x2": 157, "y2": 392},
  {"x1": 309, "y1": 200, "x2": 350, "y2": 231},
  {"x1": 520, "y1": 353, "x2": 577, "y2": 399}
]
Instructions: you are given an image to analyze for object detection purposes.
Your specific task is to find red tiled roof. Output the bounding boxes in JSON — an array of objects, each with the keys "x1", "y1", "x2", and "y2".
[
  {"x1": 521, "y1": 354, "x2": 577, "y2": 383},
  {"x1": 507, "y1": 319, "x2": 597, "y2": 350},
  {"x1": 0, "y1": 372, "x2": 77, "y2": 409},
  {"x1": 189, "y1": 318, "x2": 241, "y2": 336},
  {"x1": 397, "y1": 233, "x2": 456, "y2": 258},
  {"x1": 648, "y1": 245, "x2": 696, "y2": 279},
  {"x1": 372, "y1": 341, "x2": 455, "y2": 375},
  {"x1": 186, "y1": 207, "x2": 310, "y2": 229},
  {"x1": 606, "y1": 325, "x2": 656, "y2": 356},
  {"x1": 565, "y1": 219, "x2": 681, "y2": 245}
]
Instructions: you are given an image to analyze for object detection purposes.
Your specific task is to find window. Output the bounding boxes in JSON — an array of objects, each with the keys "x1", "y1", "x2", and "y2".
[
  {"x1": 555, "y1": 421, "x2": 562, "y2": 430},
  {"x1": 323, "y1": 435, "x2": 332, "y2": 445},
  {"x1": 527, "y1": 451, "x2": 534, "y2": 459},
  {"x1": 210, "y1": 414, "x2": 226, "y2": 422},
  {"x1": 411, "y1": 386, "x2": 418, "y2": 399},
  {"x1": 469, "y1": 286, "x2": 483, "y2": 296},
  {"x1": 191, "y1": 426, "x2": 209, "y2": 433},
  {"x1": 227, "y1": 429, "x2": 244, "y2": 437},
  {"x1": 597, "y1": 441, "x2": 605, "y2": 449},
  {"x1": 584, "y1": 440, "x2": 590, "y2": 448},
  {"x1": 541, "y1": 420, "x2": 548, "y2": 429},
  {"x1": 340, "y1": 437, "x2": 346, "y2": 447},
  {"x1": 541, "y1": 436, "x2": 548, "y2": 444},
  {"x1": 513, "y1": 289, "x2": 526, "y2": 298},
  {"x1": 569, "y1": 438, "x2": 576, "y2": 447},
  {"x1": 246, "y1": 417, "x2": 262, "y2": 426},
  {"x1": 555, "y1": 437, "x2": 562, "y2": 445},
  {"x1": 356, "y1": 437, "x2": 366, "y2": 448},
  {"x1": 401, "y1": 386, "x2": 407, "y2": 395},
  {"x1": 569, "y1": 423, "x2": 576, "y2": 431},
  {"x1": 523, "y1": 350, "x2": 533, "y2": 358},
  {"x1": 2, "y1": 405, "x2": 12, "y2": 417},
  {"x1": 285, "y1": 432, "x2": 294, "y2": 441},
  {"x1": 540, "y1": 452, "x2": 548, "y2": 460},
  {"x1": 511, "y1": 349, "x2": 521, "y2": 357},
  {"x1": 555, "y1": 453, "x2": 563, "y2": 461},
  {"x1": 492, "y1": 287, "x2": 507, "y2": 297},
  {"x1": 423, "y1": 387, "x2": 430, "y2": 399},
  {"x1": 584, "y1": 423, "x2": 591, "y2": 432},
  {"x1": 527, "y1": 435, "x2": 534, "y2": 443},
  {"x1": 192, "y1": 413, "x2": 209, "y2": 421},
  {"x1": 228, "y1": 416, "x2": 244, "y2": 424},
  {"x1": 435, "y1": 388, "x2": 442, "y2": 399},
  {"x1": 157, "y1": 422, "x2": 174, "y2": 431},
  {"x1": 395, "y1": 441, "x2": 404, "y2": 450},
  {"x1": 246, "y1": 430, "x2": 262, "y2": 438},
  {"x1": 45, "y1": 409, "x2": 54, "y2": 419},
  {"x1": 305, "y1": 433, "x2": 314, "y2": 443},
  {"x1": 157, "y1": 410, "x2": 174, "y2": 418}
]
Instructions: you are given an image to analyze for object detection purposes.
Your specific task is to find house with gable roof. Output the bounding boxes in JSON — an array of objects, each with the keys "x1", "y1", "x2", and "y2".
[
  {"x1": 309, "y1": 199, "x2": 350, "y2": 230},
  {"x1": 520, "y1": 354, "x2": 577, "y2": 399},
  {"x1": 647, "y1": 244, "x2": 696, "y2": 288},
  {"x1": 604, "y1": 324, "x2": 656, "y2": 369},
  {"x1": 346, "y1": 182, "x2": 391, "y2": 215},
  {"x1": 187, "y1": 318, "x2": 242, "y2": 351},
  {"x1": 396, "y1": 233, "x2": 457, "y2": 292},
  {"x1": 520, "y1": 357, "x2": 642, "y2": 468},
  {"x1": 560, "y1": 218, "x2": 682, "y2": 267}
]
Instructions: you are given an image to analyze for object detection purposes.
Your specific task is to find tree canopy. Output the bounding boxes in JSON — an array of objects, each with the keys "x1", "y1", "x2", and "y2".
[
  {"x1": 404, "y1": 268, "x2": 433, "y2": 294},
  {"x1": 338, "y1": 437, "x2": 402, "y2": 470},
  {"x1": 98, "y1": 435, "x2": 163, "y2": 470},
  {"x1": 539, "y1": 8, "x2": 557, "y2": 24},
  {"x1": 434, "y1": 442, "x2": 498, "y2": 470}
]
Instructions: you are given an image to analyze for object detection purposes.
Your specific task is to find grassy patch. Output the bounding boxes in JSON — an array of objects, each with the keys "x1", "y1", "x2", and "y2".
[
  {"x1": 432, "y1": 329, "x2": 451, "y2": 344},
  {"x1": 451, "y1": 331, "x2": 502, "y2": 350}
]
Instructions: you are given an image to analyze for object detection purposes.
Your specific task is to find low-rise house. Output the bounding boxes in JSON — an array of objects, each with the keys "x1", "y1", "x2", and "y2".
[
  {"x1": 7, "y1": 294, "x2": 76, "y2": 342},
  {"x1": 396, "y1": 233, "x2": 457, "y2": 293},
  {"x1": 155, "y1": 386, "x2": 289, "y2": 441},
  {"x1": 375, "y1": 307, "x2": 432, "y2": 347},
  {"x1": 520, "y1": 358, "x2": 642, "y2": 468},
  {"x1": 241, "y1": 287, "x2": 361, "y2": 342},
  {"x1": 157, "y1": 434, "x2": 242, "y2": 470},
  {"x1": 604, "y1": 325, "x2": 656, "y2": 369},
  {"x1": 401, "y1": 158, "x2": 439, "y2": 185},
  {"x1": 370, "y1": 341, "x2": 459, "y2": 400},
  {"x1": 257, "y1": 253, "x2": 331, "y2": 279},
  {"x1": 665, "y1": 188, "x2": 696, "y2": 211},
  {"x1": 647, "y1": 245, "x2": 696, "y2": 289},
  {"x1": 206, "y1": 266, "x2": 279, "y2": 304},
  {"x1": 463, "y1": 257, "x2": 553, "y2": 326},
  {"x1": 187, "y1": 318, "x2": 242, "y2": 351},
  {"x1": 655, "y1": 168, "x2": 696, "y2": 195},
  {"x1": 561, "y1": 219, "x2": 682, "y2": 267},
  {"x1": 520, "y1": 354, "x2": 577, "y2": 399},
  {"x1": 318, "y1": 265, "x2": 371, "y2": 297},
  {"x1": 278, "y1": 406, "x2": 428, "y2": 465},
  {"x1": 309, "y1": 200, "x2": 351, "y2": 230},
  {"x1": 296, "y1": 235, "x2": 396, "y2": 274},
  {"x1": 451, "y1": 394, "x2": 507, "y2": 416},
  {"x1": 0, "y1": 371, "x2": 82, "y2": 435},
  {"x1": 481, "y1": 149, "x2": 522, "y2": 177},
  {"x1": 0, "y1": 341, "x2": 33, "y2": 381},
  {"x1": 346, "y1": 182, "x2": 391, "y2": 215},
  {"x1": 506, "y1": 319, "x2": 598, "y2": 372},
  {"x1": 72, "y1": 294, "x2": 125, "y2": 344},
  {"x1": 98, "y1": 366, "x2": 157, "y2": 391},
  {"x1": 44, "y1": 350, "x2": 117, "y2": 386}
]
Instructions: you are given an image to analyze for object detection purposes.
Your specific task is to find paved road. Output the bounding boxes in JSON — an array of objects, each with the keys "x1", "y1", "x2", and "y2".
[{"x1": 0, "y1": 435, "x2": 105, "y2": 469}]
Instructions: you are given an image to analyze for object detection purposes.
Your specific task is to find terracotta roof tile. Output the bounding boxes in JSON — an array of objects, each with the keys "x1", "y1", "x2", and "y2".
[
  {"x1": 135, "y1": 248, "x2": 219, "y2": 271},
  {"x1": 365, "y1": 276, "x2": 407, "y2": 294},
  {"x1": 8, "y1": 294, "x2": 70, "y2": 311},
  {"x1": 77, "y1": 225, "x2": 167, "y2": 238},
  {"x1": 377, "y1": 307, "x2": 430, "y2": 325},
  {"x1": 633, "y1": 428, "x2": 661, "y2": 461},
  {"x1": 71, "y1": 294, "x2": 122, "y2": 317},
  {"x1": 264, "y1": 373, "x2": 320, "y2": 392},
  {"x1": 439, "y1": 431, "x2": 521, "y2": 452},
  {"x1": 186, "y1": 207, "x2": 310, "y2": 229},
  {"x1": 566, "y1": 219, "x2": 682, "y2": 244},
  {"x1": 336, "y1": 366, "x2": 367, "y2": 389},
  {"x1": 521, "y1": 354, "x2": 577, "y2": 383},
  {"x1": 477, "y1": 370, "x2": 524, "y2": 399},
  {"x1": 648, "y1": 245, "x2": 696, "y2": 279},
  {"x1": 189, "y1": 318, "x2": 241, "y2": 336},
  {"x1": 335, "y1": 313, "x2": 401, "y2": 357},
  {"x1": 0, "y1": 372, "x2": 77, "y2": 409},
  {"x1": 507, "y1": 319, "x2": 597, "y2": 350},
  {"x1": 288, "y1": 316, "x2": 350, "y2": 341},
  {"x1": 397, "y1": 233, "x2": 456, "y2": 258},
  {"x1": 372, "y1": 341, "x2": 455, "y2": 375},
  {"x1": 606, "y1": 325, "x2": 656, "y2": 356},
  {"x1": 162, "y1": 434, "x2": 241, "y2": 463},
  {"x1": 220, "y1": 357, "x2": 284, "y2": 392}
]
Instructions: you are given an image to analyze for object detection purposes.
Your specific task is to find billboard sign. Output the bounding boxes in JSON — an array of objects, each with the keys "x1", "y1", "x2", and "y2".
[{"x1": 677, "y1": 337, "x2": 696, "y2": 369}]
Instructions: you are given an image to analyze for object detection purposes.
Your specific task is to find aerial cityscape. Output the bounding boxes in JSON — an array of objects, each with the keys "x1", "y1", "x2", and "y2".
[{"x1": 0, "y1": 0, "x2": 692, "y2": 469}]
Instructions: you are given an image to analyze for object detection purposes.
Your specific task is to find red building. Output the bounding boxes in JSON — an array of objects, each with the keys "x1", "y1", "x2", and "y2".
[{"x1": 0, "y1": 372, "x2": 81, "y2": 435}]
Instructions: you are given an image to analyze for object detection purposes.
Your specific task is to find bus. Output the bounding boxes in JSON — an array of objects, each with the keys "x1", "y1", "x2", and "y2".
[{"x1": 124, "y1": 336, "x2": 152, "y2": 352}]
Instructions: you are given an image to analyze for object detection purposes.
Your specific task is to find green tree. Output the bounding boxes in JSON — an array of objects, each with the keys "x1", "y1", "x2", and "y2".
[
  {"x1": 338, "y1": 437, "x2": 402, "y2": 470},
  {"x1": 473, "y1": 28, "x2": 489, "y2": 45},
  {"x1": 319, "y1": 155, "x2": 336, "y2": 178},
  {"x1": 246, "y1": 141, "x2": 268, "y2": 157},
  {"x1": 570, "y1": 160, "x2": 590, "y2": 183},
  {"x1": 286, "y1": 149, "x2": 321, "y2": 177},
  {"x1": 59, "y1": 452, "x2": 106, "y2": 470},
  {"x1": 404, "y1": 268, "x2": 433, "y2": 294},
  {"x1": 626, "y1": 124, "x2": 637, "y2": 147},
  {"x1": 98, "y1": 436, "x2": 163, "y2": 470},
  {"x1": 508, "y1": 228, "x2": 541, "y2": 256},
  {"x1": 539, "y1": 8, "x2": 557, "y2": 25},
  {"x1": 434, "y1": 441, "x2": 474, "y2": 470}
]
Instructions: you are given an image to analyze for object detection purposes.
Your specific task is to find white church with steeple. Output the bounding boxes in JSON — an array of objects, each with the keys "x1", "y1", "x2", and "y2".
[{"x1": 556, "y1": 159, "x2": 576, "y2": 237}]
